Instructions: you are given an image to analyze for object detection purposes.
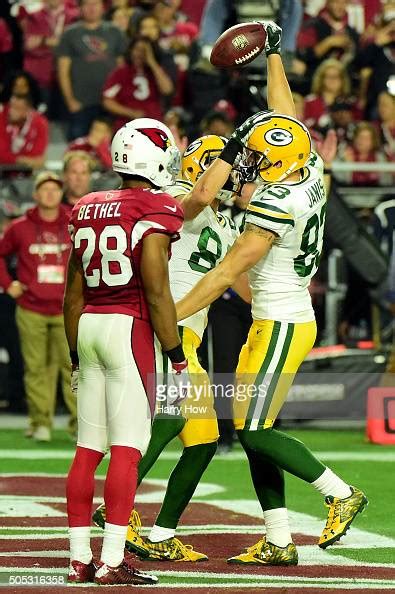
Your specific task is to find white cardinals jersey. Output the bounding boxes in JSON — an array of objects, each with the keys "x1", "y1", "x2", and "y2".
[
  {"x1": 167, "y1": 180, "x2": 238, "y2": 339},
  {"x1": 245, "y1": 152, "x2": 326, "y2": 323}
]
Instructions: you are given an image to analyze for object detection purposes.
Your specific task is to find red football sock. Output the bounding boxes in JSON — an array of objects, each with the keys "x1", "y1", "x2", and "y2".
[
  {"x1": 66, "y1": 446, "x2": 104, "y2": 527},
  {"x1": 104, "y1": 445, "x2": 141, "y2": 525}
]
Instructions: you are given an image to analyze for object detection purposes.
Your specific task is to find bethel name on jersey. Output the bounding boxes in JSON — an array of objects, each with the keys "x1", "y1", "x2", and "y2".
[
  {"x1": 166, "y1": 179, "x2": 238, "y2": 339},
  {"x1": 245, "y1": 152, "x2": 326, "y2": 323},
  {"x1": 70, "y1": 188, "x2": 183, "y2": 320}
]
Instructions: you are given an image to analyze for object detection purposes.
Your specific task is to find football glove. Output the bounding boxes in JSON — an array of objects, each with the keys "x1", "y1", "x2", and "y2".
[
  {"x1": 167, "y1": 360, "x2": 189, "y2": 405},
  {"x1": 263, "y1": 21, "x2": 282, "y2": 57},
  {"x1": 230, "y1": 110, "x2": 274, "y2": 147},
  {"x1": 71, "y1": 363, "x2": 79, "y2": 395}
]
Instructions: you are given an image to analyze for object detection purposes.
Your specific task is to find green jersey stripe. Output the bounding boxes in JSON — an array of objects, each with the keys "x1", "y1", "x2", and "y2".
[
  {"x1": 244, "y1": 321, "x2": 281, "y2": 431},
  {"x1": 247, "y1": 210, "x2": 295, "y2": 227},
  {"x1": 249, "y1": 201, "x2": 289, "y2": 215},
  {"x1": 258, "y1": 322, "x2": 295, "y2": 425}
]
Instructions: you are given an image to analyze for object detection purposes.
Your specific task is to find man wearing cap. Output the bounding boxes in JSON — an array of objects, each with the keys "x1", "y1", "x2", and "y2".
[{"x1": 0, "y1": 171, "x2": 76, "y2": 441}]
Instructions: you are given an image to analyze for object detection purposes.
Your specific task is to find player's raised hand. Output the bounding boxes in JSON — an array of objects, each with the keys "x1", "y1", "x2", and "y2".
[
  {"x1": 231, "y1": 110, "x2": 273, "y2": 147},
  {"x1": 262, "y1": 21, "x2": 282, "y2": 57}
]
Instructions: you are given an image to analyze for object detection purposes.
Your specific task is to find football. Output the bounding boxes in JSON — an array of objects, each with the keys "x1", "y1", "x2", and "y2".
[{"x1": 210, "y1": 22, "x2": 266, "y2": 68}]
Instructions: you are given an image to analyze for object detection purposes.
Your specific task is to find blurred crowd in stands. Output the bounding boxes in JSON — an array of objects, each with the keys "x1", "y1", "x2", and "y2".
[{"x1": 0, "y1": 0, "x2": 394, "y2": 440}]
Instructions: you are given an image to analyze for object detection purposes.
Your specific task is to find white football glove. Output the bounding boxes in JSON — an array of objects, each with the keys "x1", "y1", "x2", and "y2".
[
  {"x1": 71, "y1": 364, "x2": 79, "y2": 395},
  {"x1": 167, "y1": 360, "x2": 189, "y2": 405}
]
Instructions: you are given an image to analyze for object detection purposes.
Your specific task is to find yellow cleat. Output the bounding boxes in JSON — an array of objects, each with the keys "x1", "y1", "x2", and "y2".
[
  {"x1": 125, "y1": 509, "x2": 150, "y2": 558},
  {"x1": 227, "y1": 537, "x2": 298, "y2": 566},
  {"x1": 319, "y1": 486, "x2": 368, "y2": 549},
  {"x1": 143, "y1": 537, "x2": 208, "y2": 562},
  {"x1": 92, "y1": 505, "x2": 149, "y2": 558}
]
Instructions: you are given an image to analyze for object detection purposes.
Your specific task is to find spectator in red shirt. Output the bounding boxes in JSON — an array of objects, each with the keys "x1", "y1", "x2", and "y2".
[
  {"x1": 62, "y1": 151, "x2": 93, "y2": 211},
  {"x1": 23, "y1": 0, "x2": 79, "y2": 107},
  {"x1": 66, "y1": 117, "x2": 112, "y2": 170},
  {"x1": 102, "y1": 36, "x2": 173, "y2": 130},
  {"x1": 0, "y1": 171, "x2": 76, "y2": 442},
  {"x1": 298, "y1": 0, "x2": 359, "y2": 75},
  {"x1": 0, "y1": 94, "x2": 49, "y2": 171},
  {"x1": 336, "y1": 121, "x2": 392, "y2": 186},
  {"x1": 304, "y1": 59, "x2": 360, "y2": 133}
]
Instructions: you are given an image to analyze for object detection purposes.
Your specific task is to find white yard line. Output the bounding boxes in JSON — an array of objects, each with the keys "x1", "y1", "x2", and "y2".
[
  {"x1": 0, "y1": 567, "x2": 393, "y2": 589},
  {"x1": 0, "y1": 546, "x2": 393, "y2": 569},
  {"x1": 1, "y1": 450, "x2": 395, "y2": 461}
]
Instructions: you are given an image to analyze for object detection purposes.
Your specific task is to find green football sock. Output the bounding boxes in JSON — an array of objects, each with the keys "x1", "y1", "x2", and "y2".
[
  {"x1": 155, "y1": 441, "x2": 218, "y2": 529},
  {"x1": 237, "y1": 427, "x2": 326, "y2": 483},
  {"x1": 244, "y1": 445, "x2": 285, "y2": 511},
  {"x1": 138, "y1": 414, "x2": 186, "y2": 485}
]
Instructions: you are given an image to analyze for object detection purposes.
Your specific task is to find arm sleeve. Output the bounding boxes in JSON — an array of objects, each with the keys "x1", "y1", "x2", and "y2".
[
  {"x1": 245, "y1": 186, "x2": 294, "y2": 239},
  {"x1": 0, "y1": 224, "x2": 18, "y2": 291},
  {"x1": 55, "y1": 28, "x2": 73, "y2": 58},
  {"x1": 164, "y1": 179, "x2": 193, "y2": 199},
  {"x1": 141, "y1": 194, "x2": 184, "y2": 243},
  {"x1": 306, "y1": 151, "x2": 324, "y2": 175}
]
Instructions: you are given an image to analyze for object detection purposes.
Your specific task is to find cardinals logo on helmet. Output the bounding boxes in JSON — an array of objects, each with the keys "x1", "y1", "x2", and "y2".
[{"x1": 138, "y1": 128, "x2": 170, "y2": 151}]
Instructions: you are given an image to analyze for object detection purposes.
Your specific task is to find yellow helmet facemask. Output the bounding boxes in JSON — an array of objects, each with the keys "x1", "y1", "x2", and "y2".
[{"x1": 241, "y1": 114, "x2": 312, "y2": 183}]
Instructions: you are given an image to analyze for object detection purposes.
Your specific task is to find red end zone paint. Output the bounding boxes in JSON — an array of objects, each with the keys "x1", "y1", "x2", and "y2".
[{"x1": 0, "y1": 476, "x2": 393, "y2": 592}]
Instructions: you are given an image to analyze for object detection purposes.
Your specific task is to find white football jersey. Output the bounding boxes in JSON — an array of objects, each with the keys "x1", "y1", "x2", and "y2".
[
  {"x1": 245, "y1": 152, "x2": 326, "y2": 323},
  {"x1": 166, "y1": 179, "x2": 238, "y2": 339}
]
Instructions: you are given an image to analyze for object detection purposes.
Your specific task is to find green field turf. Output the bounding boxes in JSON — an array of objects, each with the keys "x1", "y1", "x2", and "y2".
[{"x1": 0, "y1": 427, "x2": 393, "y2": 541}]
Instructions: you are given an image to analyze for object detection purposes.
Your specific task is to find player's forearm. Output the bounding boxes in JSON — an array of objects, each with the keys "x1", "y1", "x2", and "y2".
[
  {"x1": 147, "y1": 290, "x2": 181, "y2": 351},
  {"x1": 189, "y1": 157, "x2": 233, "y2": 209},
  {"x1": 267, "y1": 54, "x2": 296, "y2": 118},
  {"x1": 63, "y1": 297, "x2": 83, "y2": 352},
  {"x1": 176, "y1": 265, "x2": 236, "y2": 321}
]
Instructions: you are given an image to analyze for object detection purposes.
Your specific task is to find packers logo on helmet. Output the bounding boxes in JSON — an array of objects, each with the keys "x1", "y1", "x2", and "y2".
[
  {"x1": 243, "y1": 114, "x2": 311, "y2": 183},
  {"x1": 264, "y1": 128, "x2": 293, "y2": 146}
]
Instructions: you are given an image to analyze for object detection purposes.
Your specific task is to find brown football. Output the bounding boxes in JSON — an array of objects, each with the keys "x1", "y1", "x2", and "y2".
[{"x1": 210, "y1": 22, "x2": 266, "y2": 68}]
